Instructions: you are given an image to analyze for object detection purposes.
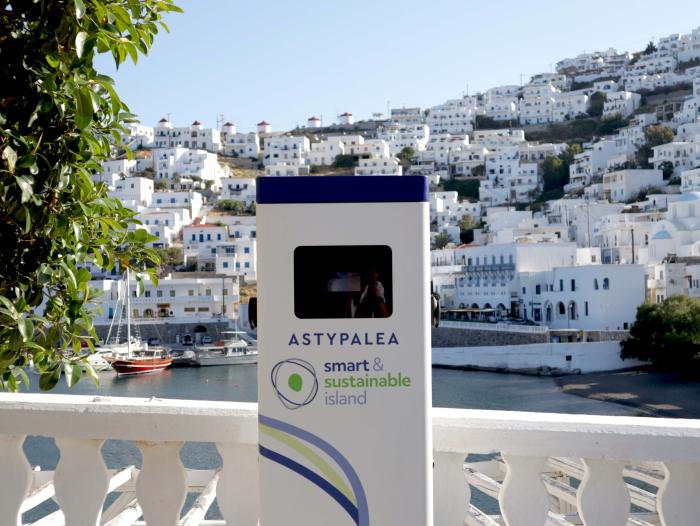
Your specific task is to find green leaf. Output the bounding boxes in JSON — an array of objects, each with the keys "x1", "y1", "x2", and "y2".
[
  {"x1": 70, "y1": 363, "x2": 82, "y2": 387},
  {"x1": 75, "y1": 88, "x2": 94, "y2": 129},
  {"x1": 75, "y1": 0, "x2": 86, "y2": 19},
  {"x1": 18, "y1": 318, "x2": 34, "y2": 342},
  {"x1": 2, "y1": 145, "x2": 17, "y2": 173},
  {"x1": 15, "y1": 176, "x2": 34, "y2": 203},
  {"x1": 75, "y1": 31, "x2": 87, "y2": 58},
  {"x1": 39, "y1": 368, "x2": 60, "y2": 391}
]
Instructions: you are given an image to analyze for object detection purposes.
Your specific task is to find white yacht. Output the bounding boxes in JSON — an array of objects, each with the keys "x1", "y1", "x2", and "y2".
[{"x1": 191, "y1": 331, "x2": 258, "y2": 366}]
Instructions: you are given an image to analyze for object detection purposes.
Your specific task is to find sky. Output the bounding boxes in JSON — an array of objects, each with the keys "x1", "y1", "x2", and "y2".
[{"x1": 98, "y1": 0, "x2": 700, "y2": 132}]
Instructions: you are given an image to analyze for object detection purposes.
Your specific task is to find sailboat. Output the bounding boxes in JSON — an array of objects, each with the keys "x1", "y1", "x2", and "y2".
[{"x1": 101, "y1": 269, "x2": 172, "y2": 376}]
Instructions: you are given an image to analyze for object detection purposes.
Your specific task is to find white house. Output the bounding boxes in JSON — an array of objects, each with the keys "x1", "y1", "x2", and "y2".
[
  {"x1": 354, "y1": 157, "x2": 403, "y2": 176},
  {"x1": 264, "y1": 162, "x2": 310, "y2": 177},
  {"x1": 389, "y1": 107, "x2": 424, "y2": 126},
  {"x1": 222, "y1": 131, "x2": 260, "y2": 158},
  {"x1": 110, "y1": 177, "x2": 154, "y2": 209},
  {"x1": 309, "y1": 138, "x2": 345, "y2": 166},
  {"x1": 472, "y1": 129, "x2": 526, "y2": 150},
  {"x1": 426, "y1": 100, "x2": 475, "y2": 134},
  {"x1": 601, "y1": 169, "x2": 664, "y2": 203},
  {"x1": 681, "y1": 167, "x2": 700, "y2": 193},
  {"x1": 263, "y1": 136, "x2": 310, "y2": 166},
  {"x1": 551, "y1": 91, "x2": 589, "y2": 122},
  {"x1": 650, "y1": 140, "x2": 699, "y2": 176},
  {"x1": 220, "y1": 177, "x2": 257, "y2": 206},
  {"x1": 647, "y1": 192, "x2": 700, "y2": 262},
  {"x1": 603, "y1": 91, "x2": 642, "y2": 119},
  {"x1": 154, "y1": 119, "x2": 221, "y2": 152}
]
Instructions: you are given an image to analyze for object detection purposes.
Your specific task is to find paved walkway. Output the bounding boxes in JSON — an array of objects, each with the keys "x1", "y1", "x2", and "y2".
[{"x1": 555, "y1": 368, "x2": 700, "y2": 419}]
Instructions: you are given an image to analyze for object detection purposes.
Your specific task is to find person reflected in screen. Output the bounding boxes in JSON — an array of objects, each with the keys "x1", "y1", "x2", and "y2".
[{"x1": 356, "y1": 267, "x2": 389, "y2": 318}]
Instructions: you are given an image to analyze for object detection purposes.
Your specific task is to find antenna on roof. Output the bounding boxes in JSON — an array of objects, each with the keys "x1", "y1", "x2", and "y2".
[{"x1": 216, "y1": 114, "x2": 225, "y2": 131}]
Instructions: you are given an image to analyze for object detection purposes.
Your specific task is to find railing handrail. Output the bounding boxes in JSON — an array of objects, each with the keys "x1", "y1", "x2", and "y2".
[
  {"x1": 0, "y1": 393, "x2": 258, "y2": 443},
  {"x1": 439, "y1": 320, "x2": 549, "y2": 334},
  {"x1": 2, "y1": 394, "x2": 700, "y2": 458}
]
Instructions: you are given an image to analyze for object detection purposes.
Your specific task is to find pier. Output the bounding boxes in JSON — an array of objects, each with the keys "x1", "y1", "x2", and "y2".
[{"x1": 1, "y1": 393, "x2": 699, "y2": 525}]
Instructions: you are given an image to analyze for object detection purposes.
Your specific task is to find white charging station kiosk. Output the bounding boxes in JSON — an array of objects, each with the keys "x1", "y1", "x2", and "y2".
[{"x1": 257, "y1": 176, "x2": 432, "y2": 526}]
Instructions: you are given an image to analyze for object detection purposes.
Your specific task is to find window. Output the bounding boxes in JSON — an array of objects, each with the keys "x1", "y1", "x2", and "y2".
[
  {"x1": 198, "y1": 307, "x2": 210, "y2": 312},
  {"x1": 170, "y1": 290, "x2": 176, "y2": 297},
  {"x1": 535, "y1": 285, "x2": 541, "y2": 295},
  {"x1": 205, "y1": 289, "x2": 212, "y2": 296},
  {"x1": 184, "y1": 307, "x2": 195, "y2": 313},
  {"x1": 188, "y1": 289, "x2": 194, "y2": 296},
  {"x1": 236, "y1": 262, "x2": 241, "y2": 269},
  {"x1": 522, "y1": 287, "x2": 526, "y2": 294},
  {"x1": 217, "y1": 234, "x2": 221, "y2": 241},
  {"x1": 603, "y1": 278, "x2": 610, "y2": 290},
  {"x1": 156, "y1": 290, "x2": 163, "y2": 298},
  {"x1": 144, "y1": 291, "x2": 151, "y2": 298},
  {"x1": 571, "y1": 279, "x2": 576, "y2": 292},
  {"x1": 244, "y1": 247, "x2": 250, "y2": 254},
  {"x1": 223, "y1": 261, "x2": 229, "y2": 268},
  {"x1": 559, "y1": 279, "x2": 564, "y2": 291},
  {"x1": 585, "y1": 301, "x2": 589, "y2": 316},
  {"x1": 594, "y1": 279, "x2": 599, "y2": 290}
]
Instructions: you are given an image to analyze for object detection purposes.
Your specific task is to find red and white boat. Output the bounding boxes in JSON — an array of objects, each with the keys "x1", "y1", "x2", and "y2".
[{"x1": 110, "y1": 348, "x2": 172, "y2": 376}]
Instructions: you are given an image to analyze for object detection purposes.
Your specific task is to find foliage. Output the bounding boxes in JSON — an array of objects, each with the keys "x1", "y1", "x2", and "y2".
[
  {"x1": 660, "y1": 161, "x2": 675, "y2": 180},
  {"x1": 457, "y1": 213, "x2": 474, "y2": 232},
  {"x1": 625, "y1": 185, "x2": 662, "y2": 204},
  {"x1": 0, "y1": 0, "x2": 181, "y2": 391},
  {"x1": 332, "y1": 154, "x2": 356, "y2": 168},
  {"x1": 539, "y1": 144, "x2": 579, "y2": 193},
  {"x1": 309, "y1": 164, "x2": 322, "y2": 174},
  {"x1": 642, "y1": 41, "x2": 658, "y2": 55},
  {"x1": 621, "y1": 295, "x2": 700, "y2": 371},
  {"x1": 397, "y1": 146, "x2": 416, "y2": 162},
  {"x1": 153, "y1": 179, "x2": 168, "y2": 190},
  {"x1": 635, "y1": 125, "x2": 675, "y2": 168},
  {"x1": 151, "y1": 246, "x2": 183, "y2": 276},
  {"x1": 595, "y1": 114, "x2": 627, "y2": 135},
  {"x1": 644, "y1": 125, "x2": 675, "y2": 148},
  {"x1": 587, "y1": 91, "x2": 606, "y2": 118},
  {"x1": 474, "y1": 115, "x2": 514, "y2": 130},
  {"x1": 433, "y1": 231, "x2": 452, "y2": 250},
  {"x1": 443, "y1": 179, "x2": 480, "y2": 200},
  {"x1": 524, "y1": 119, "x2": 598, "y2": 143},
  {"x1": 216, "y1": 199, "x2": 255, "y2": 215}
]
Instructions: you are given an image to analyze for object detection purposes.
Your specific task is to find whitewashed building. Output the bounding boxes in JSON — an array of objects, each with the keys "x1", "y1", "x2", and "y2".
[
  {"x1": 603, "y1": 91, "x2": 642, "y2": 118},
  {"x1": 220, "y1": 177, "x2": 257, "y2": 206},
  {"x1": 263, "y1": 136, "x2": 310, "y2": 166},
  {"x1": 601, "y1": 169, "x2": 664, "y2": 203}
]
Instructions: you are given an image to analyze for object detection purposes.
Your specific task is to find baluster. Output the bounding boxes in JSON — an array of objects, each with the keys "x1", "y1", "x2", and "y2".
[
  {"x1": 136, "y1": 441, "x2": 187, "y2": 526},
  {"x1": 0, "y1": 435, "x2": 31, "y2": 526},
  {"x1": 499, "y1": 454, "x2": 548, "y2": 526},
  {"x1": 54, "y1": 438, "x2": 109, "y2": 526},
  {"x1": 216, "y1": 442, "x2": 258, "y2": 526},
  {"x1": 577, "y1": 458, "x2": 630, "y2": 526},
  {"x1": 433, "y1": 452, "x2": 469, "y2": 526},
  {"x1": 658, "y1": 461, "x2": 700, "y2": 526}
]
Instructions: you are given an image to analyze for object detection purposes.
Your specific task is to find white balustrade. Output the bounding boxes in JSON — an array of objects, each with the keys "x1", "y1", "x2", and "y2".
[{"x1": 0, "y1": 394, "x2": 699, "y2": 525}]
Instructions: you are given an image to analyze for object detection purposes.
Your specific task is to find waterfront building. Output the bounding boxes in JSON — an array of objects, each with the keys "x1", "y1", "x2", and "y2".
[{"x1": 90, "y1": 274, "x2": 240, "y2": 325}]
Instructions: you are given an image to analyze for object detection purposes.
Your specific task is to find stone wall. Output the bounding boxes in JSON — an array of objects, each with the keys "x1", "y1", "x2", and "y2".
[{"x1": 432, "y1": 326, "x2": 549, "y2": 348}]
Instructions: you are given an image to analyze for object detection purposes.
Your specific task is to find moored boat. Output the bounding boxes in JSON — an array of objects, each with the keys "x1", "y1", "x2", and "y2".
[
  {"x1": 191, "y1": 331, "x2": 258, "y2": 367},
  {"x1": 111, "y1": 348, "x2": 172, "y2": 376}
]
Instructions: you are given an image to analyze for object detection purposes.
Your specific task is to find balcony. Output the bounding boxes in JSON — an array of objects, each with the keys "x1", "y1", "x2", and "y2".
[{"x1": 3, "y1": 394, "x2": 699, "y2": 525}]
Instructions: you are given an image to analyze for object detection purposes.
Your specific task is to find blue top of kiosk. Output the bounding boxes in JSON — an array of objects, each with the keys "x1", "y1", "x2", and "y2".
[{"x1": 257, "y1": 176, "x2": 428, "y2": 204}]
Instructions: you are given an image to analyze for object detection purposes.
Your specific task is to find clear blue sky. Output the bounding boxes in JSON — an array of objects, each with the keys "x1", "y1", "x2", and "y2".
[{"x1": 99, "y1": 0, "x2": 699, "y2": 132}]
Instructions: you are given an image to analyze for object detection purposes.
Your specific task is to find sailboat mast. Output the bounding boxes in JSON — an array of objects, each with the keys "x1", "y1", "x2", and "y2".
[{"x1": 126, "y1": 268, "x2": 131, "y2": 355}]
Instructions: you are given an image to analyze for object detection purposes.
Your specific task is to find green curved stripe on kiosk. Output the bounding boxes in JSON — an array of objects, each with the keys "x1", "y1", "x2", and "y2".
[{"x1": 259, "y1": 423, "x2": 357, "y2": 505}]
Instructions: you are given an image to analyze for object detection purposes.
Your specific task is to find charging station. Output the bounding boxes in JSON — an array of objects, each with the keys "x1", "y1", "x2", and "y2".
[{"x1": 257, "y1": 175, "x2": 432, "y2": 526}]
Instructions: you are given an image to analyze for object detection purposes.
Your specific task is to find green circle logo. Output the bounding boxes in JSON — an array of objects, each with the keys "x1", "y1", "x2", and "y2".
[{"x1": 288, "y1": 373, "x2": 303, "y2": 392}]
